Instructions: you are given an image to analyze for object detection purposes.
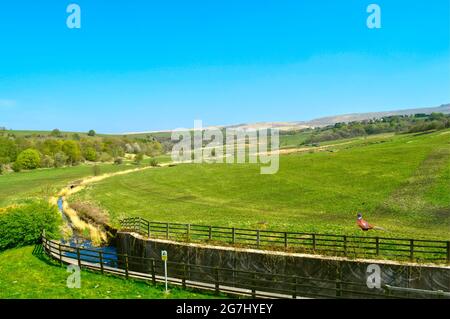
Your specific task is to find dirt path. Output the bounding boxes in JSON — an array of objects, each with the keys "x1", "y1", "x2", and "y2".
[{"x1": 50, "y1": 162, "x2": 177, "y2": 244}]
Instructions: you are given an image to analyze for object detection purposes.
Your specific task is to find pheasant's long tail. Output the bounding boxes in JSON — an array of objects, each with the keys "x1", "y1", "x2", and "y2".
[{"x1": 373, "y1": 226, "x2": 388, "y2": 231}]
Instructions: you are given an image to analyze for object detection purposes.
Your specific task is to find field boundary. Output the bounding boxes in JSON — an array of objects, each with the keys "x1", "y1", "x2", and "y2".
[
  {"x1": 120, "y1": 217, "x2": 450, "y2": 264},
  {"x1": 40, "y1": 235, "x2": 450, "y2": 299}
]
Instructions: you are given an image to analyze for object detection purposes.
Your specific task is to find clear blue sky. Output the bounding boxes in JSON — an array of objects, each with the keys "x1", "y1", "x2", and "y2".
[{"x1": 0, "y1": 0, "x2": 449, "y2": 133}]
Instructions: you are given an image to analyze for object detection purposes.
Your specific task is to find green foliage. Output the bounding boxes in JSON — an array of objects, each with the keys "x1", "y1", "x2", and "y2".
[
  {"x1": 304, "y1": 113, "x2": 450, "y2": 144},
  {"x1": 134, "y1": 153, "x2": 144, "y2": 164},
  {"x1": 16, "y1": 148, "x2": 41, "y2": 170},
  {"x1": 54, "y1": 151, "x2": 68, "y2": 168},
  {"x1": 50, "y1": 129, "x2": 62, "y2": 138},
  {"x1": 40, "y1": 155, "x2": 55, "y2": 168},
  {"x1": 0, "y1": 201, "x2": 61, "y2": 251},
  {"x1": 0, "y1": 137, "x2": 18, "y2": 163},
  {"x1": 150, "y1": 158, "x2": 158, "y2": 167},
  {"x1": 84, "y1": 147, "x2": 97, "y2": 162},
  {"x1": 0, "y1": 129, "x2": 163, "y2": 172},
  {"x1": 62, "y1": 140, "x2": 82, "y2": 164}
]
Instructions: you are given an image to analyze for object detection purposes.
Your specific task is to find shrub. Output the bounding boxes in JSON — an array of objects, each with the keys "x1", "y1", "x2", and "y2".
[
  {"x1": 40, "y1": 155, "x2": 55, "y2": 168},
  {"x1": 16, "y1": 148, "x2": 41, "y2": 170},
  {"x1": 87, "y1": 130, "x2": 96, "y2": 137},
  {"x1": 98, "y1": 152, "x2": 112, "y2": 162},
  {"x1": 114, "y1": 157, "x2": 123, "y2": 165},
  {"x1": 54, "y1": 151, "x2": 68, "y2": 168},
  {"x1": 0, "y1": 200, "x2": 61, "y2": 251},
  {"x1": 84, "y1": 147, "x2": 97, "y2": 162},
  {"x1": 150, "y1": 158, "x2": 158, "y2": 167}
]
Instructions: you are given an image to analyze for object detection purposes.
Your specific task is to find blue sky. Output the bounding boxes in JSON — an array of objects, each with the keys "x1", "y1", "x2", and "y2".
[{"x1": 0, "y1": 0, "x2": 449, "y2": 133}]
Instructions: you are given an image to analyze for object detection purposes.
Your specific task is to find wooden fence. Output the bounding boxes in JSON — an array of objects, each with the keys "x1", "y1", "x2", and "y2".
[
  {"x1": 120, "y1": 217, "x2": 450, "y2": 263},
  {"x1": 40, "y1": 235, "x2": 450, "y2": 299}
]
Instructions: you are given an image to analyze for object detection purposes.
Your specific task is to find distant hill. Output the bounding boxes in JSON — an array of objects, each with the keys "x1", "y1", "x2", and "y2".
[{"x1": 221, "y1": 103, "x2": 450, "y2": 131}]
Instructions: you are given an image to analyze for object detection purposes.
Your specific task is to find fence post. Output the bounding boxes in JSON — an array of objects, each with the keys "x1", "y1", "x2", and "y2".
[
  {"x1": 447, "y1": 241, "x2": 450, "y2": 264},
  {"x1": 186, "y1": 224, "x2": 190, "y2": 241},
  {"x1": 284, "y1": 232, "x2": 288, "y2": 249},
  {"x1": 182, "y1": 264, "x2": 187, "y2": 289},
  {"x1": 151, "y1": 260, "x2": 156, "y2": 284},
  {"x1": 125, "y1": 254, "x2": 129, "y2": 279},
  {"x1": 76, "y1": 247, "x2": 81, "y2": 268},
  {"x1": 410, "y1": 240, "x2": 414, "y2": 261},
  {"x1": 58, "y1": 242, "x2": 62, "y2": 265},
  {"x1": 209, "y1": 226, "x2": 212, "y2": 240},
  {"x1": 251, "y1": 273, "x2": 257, "y2": 298},
  {"x1": 147, "y1": 222, "x2": 150, "y2": 238},
  {"x1": 256, "y1": 230, "x2": 260, "y2": 248},
  {"x1": 232, "y1": 228, "x2": 236, "y2": 244},
  {"x1": 214, "y1": 268, "x2": 220, "y2": 295},
  {"x1": 343, "y1": 235, "x2": 347, "y2": 256},
  {"x1": 312, "y1": 234, "x2": 316, "y2": 252},
  {"x1": 293, "y1": 276, "x2": 297, "y2": 299},
  {"x1": 375, "y1": 237, "x2": 380, "y2": 256},
  {"x1": 166, "y1": 223, "x2": 169, "y2": 239},
  {"x1": 99, "y1": 251, "x2": 104, "y2": 274}
]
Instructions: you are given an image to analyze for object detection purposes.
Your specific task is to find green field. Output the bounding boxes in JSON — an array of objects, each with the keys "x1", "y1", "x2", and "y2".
[
  {"x1": 0, "y1": 163, "x2": 135, "y2": 206},
  {"x1": 71, "y1": 130, "x2": 450, "y2": 240},
  {"x1": 0, "y1": 246, "x2": 217, "y2": 299}
]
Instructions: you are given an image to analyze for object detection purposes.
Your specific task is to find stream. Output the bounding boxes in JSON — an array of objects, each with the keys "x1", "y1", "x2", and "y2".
[{"x1": 57, "y1": 197, "x2": 118, "y2": 267}]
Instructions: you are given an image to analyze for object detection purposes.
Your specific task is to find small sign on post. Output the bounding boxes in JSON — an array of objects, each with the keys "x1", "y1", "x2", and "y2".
[{"x1": 161, "y1": 250, "x2": 168, "y2": 293}]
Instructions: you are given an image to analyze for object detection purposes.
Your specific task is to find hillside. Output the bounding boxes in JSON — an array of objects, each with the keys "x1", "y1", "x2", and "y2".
[{"x1": 70, "y1": 129, "x2": 450, "y2": 240}]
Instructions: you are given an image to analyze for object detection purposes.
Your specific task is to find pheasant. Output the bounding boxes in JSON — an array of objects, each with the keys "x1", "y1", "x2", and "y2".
[{"x1": 356, "y1": 213, "x2": 374, "y2": 231}]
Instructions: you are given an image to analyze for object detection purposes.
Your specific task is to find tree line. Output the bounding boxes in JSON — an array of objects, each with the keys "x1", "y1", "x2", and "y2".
[
  {"x1": 0, "y1": 129, "x2": 163, "y2": 173},
  {"x1": 301, "y1": 113, "x2": 450, "y2": 145}
]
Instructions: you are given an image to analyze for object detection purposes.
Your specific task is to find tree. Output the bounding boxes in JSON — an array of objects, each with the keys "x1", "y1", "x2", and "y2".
[
  {"x1": 0, "y1": 137, "x2": 18, "y2": 163},
  {"x1": 15, "y1": 148, "x2": 41, "y2": 170},
  {"x1": 83, "y1": 147, "x2": 97, "y2": 162},
  {"x1": 62, "y1": 140, "x2": 82, "y2": 165},
  {"x1": 50, "y1": 129, "x2": 62, "y2": 137},
  {"x1": 88, "y1": 129, "x2": 96, "y2": 137}
]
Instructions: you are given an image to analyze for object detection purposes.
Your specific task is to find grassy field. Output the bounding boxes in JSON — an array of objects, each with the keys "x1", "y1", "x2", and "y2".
[
  {"x1": 0, "y1": 163, "x2": 136, "y2": 206},
  {"x1": 0, "y1": 246, "x2": 219, "y2": 299},
  {"x1": 71, "y1": 130, "x2": 450, "y2": 240}
]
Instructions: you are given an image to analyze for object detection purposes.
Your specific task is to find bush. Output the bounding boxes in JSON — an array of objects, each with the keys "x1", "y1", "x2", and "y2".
[
  {"x1": 150, "y1": 158, "x2": 158, "y2": 167},
  {"x1": 84, "y1": 147, "x2": 97, "y2": 162},
  {"x1": 114, "y1": 157, "x2": 123, "y2": 165},
  {"x1": 16, "y1": 148, "x2": 41, "y2": 170},
  {"x1": 40, "y1": 155, "x2": 55, "y2": 168},
  {"x1": 0, "y1": 200, "x2": 61, "y2": 251},
  {"x1": 54, "y1": 151, "x2": 68, "y2": 168},
  {"x1": 98, "y1": 152, "x2": 113, "y2": 162}
]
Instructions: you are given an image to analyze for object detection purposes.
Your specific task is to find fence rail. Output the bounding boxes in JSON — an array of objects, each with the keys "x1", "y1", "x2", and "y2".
[
  {"x1": 120, "y1": 217, "x2": 450, "y2": 264},
  {"x1": 41, "y1": 235, "x2": 450, "y2": 299}
]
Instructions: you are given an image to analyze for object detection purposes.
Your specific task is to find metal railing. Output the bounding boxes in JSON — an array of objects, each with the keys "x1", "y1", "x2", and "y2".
[{"x1": 120, "y1": 217, "x2": 450, "y2": 264}]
